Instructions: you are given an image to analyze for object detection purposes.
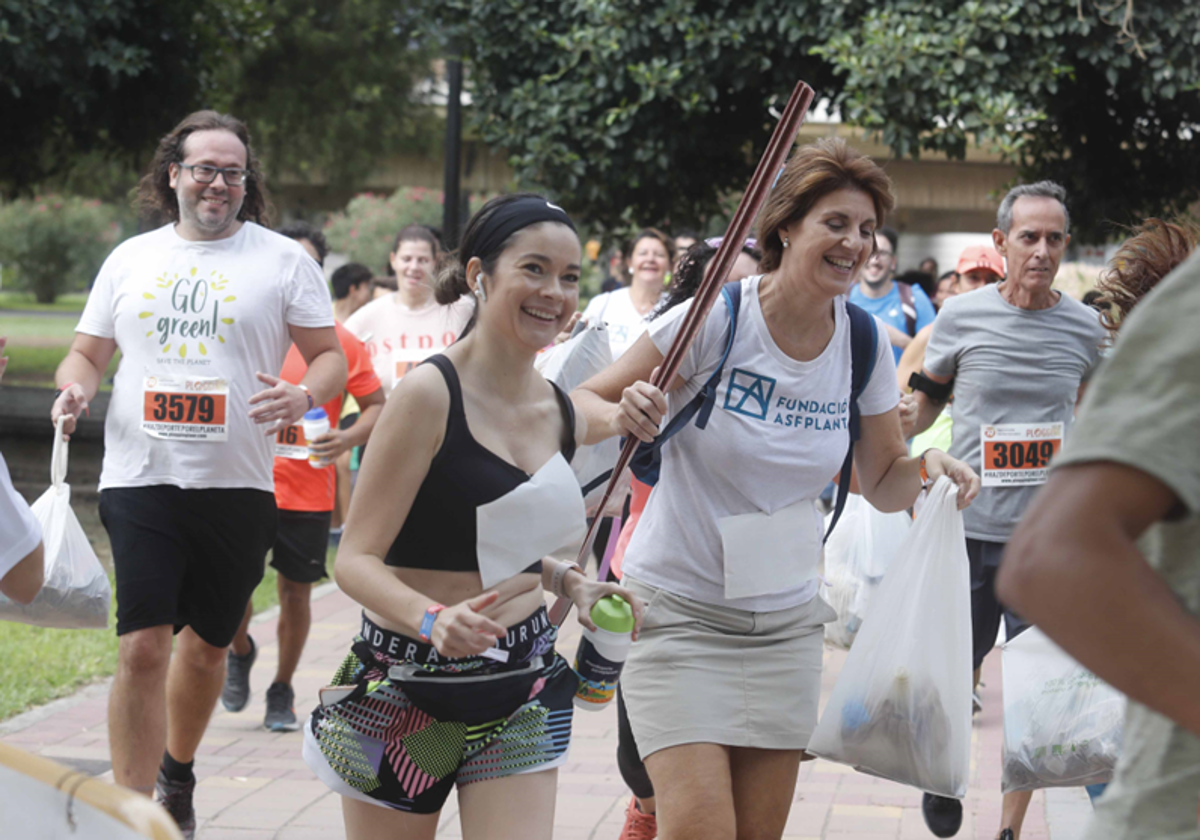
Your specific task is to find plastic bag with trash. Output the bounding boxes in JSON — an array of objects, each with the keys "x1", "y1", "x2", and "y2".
[
  {"x1": 535, "y1": 321, "x2": 625, "y2": 517},
  {"x1": 1001, "y1": 626, "x2": 1124, "y2": 793},
  {"x1": 821, "y1": 494, "x2": 911, "y2": 649},
  {"x1": 808, "y1": 477, "x2": 972, "y2": 798},
  {"x1": 0, "y1": 418, "x2": 111, "y2": 628}
]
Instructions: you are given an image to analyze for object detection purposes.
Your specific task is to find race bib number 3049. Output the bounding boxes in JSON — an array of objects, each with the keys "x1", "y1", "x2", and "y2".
[
  {"x1": 142, "y1": 374, "x2": 229, "y2": 442},
  {"x1": 980, "y1": 422, "x2": 1063, "y2": 487}
]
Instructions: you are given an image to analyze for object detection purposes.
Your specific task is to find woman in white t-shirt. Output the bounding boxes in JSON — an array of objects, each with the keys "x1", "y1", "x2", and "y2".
[
  {"x1": 573, "y1": 138, "x2": 981, "y2": 840},
  {"x1": 581, "y1": 228, "x2": 675, "y2": 359},
  {"x1": 345, "y1": 224, "x2": 474, "y2": 392}
]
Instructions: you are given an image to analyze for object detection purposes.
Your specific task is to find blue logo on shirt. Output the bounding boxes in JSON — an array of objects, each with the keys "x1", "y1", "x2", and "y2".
[{"x1": 723, "y1": 368, "x2": 776, "y2": 420}]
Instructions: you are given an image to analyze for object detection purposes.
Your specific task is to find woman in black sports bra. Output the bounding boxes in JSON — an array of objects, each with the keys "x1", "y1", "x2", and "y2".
[{"x1": 303, "y1": 194, "x2": 645, "y2": 839}]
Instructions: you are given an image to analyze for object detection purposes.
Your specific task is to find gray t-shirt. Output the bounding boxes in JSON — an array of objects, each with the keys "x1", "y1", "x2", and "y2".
[
  {"x1": 925, "y1": 283, "x2": 1104, "y2": 542},
  {"x1": 1054, "y1": 251, "x2": 1200, "y2": 840}
]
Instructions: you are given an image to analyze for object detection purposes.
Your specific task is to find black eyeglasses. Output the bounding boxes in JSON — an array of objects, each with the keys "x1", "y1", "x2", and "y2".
[{"x1": 179, "y1": 164, "x2": 252, "y2": 187}]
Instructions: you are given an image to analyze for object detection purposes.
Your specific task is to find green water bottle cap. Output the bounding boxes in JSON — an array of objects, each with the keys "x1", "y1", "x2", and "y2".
[{"x1": 590, "y1": 595, "x2": 635, "y2": 634}]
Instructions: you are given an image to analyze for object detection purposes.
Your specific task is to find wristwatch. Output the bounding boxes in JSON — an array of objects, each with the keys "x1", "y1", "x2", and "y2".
[{"x1": 418, "y1": 604, "x2": 446, "y2": 642}]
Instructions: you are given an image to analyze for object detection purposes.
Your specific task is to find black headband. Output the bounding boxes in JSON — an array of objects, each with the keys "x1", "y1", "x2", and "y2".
[{"x1": 470, "y1": 197, "x2": 576, "y2": 263}]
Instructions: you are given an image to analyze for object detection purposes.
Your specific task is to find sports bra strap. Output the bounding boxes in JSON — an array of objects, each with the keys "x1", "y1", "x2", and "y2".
[
  {"x1": 422, "y1": 354, "x2": 466, "y2": 419},
  {"x1": 550, "y1": 382, "x2": 577, "y2": 463}
]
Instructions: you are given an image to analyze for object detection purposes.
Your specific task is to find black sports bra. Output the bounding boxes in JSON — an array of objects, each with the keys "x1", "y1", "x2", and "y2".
[{"x1": 384, "y1": 354, "x2": 586, "y2": 582}]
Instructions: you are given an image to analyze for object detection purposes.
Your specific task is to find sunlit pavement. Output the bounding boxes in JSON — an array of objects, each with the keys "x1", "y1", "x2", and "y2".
[{"x1": 1, "y1": 585, "x2": 1095, "y2": 839}]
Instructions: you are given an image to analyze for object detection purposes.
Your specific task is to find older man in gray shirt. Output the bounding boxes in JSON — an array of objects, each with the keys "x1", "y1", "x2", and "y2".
[{"x1": 903, "y1": 181, "x2": 1106, "y2": 840}]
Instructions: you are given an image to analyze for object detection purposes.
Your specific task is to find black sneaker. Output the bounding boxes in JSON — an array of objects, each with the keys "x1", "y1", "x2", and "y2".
[
  {"x1": 999, "y1": 831, "x2": 1014, "y2": 840},
  {"x1": 155, "y1": 766, "x2": 196, "y2": 840},
  {"x1": 922, "y1": 793, "x2": 963, "y2": 838},
  {"x1": 221, "y1": 635, "x2": 256, "y2": 713},
  {"x1": 264, "y1": 681, "x2": 299, "y2": 731}
]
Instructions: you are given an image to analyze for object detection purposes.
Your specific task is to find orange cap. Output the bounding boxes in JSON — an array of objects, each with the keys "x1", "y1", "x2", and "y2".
[{"x1": 956, "y1": 245, "x2": 1005, "y2": 279}]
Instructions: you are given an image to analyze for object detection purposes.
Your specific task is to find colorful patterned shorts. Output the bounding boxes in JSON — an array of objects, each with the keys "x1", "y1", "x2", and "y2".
[{"x1": 303, "y1": 608, "x2": 577, "y2": 813}]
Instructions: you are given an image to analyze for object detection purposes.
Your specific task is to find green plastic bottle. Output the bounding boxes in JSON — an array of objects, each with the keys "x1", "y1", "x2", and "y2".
[{"x1": 573, "y1": 595, "x2": 635, "y2": 710}]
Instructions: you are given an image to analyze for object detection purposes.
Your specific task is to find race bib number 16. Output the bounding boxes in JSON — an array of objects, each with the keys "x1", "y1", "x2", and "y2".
[
  {"x1": 980, "y1": 422, "x2": 1063, "y2": 487},
  {"x1": 142, "y1": 374, "x2": 229, "y2": 442}
]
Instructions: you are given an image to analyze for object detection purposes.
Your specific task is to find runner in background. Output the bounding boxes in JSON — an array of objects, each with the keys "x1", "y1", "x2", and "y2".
[
  {"x1": 897, "y1": 245, "x2": 1005, "y2": 393},
  {"x1": 1000, "y1": 219, "x2": 1199, "y2": 839},
  {"x1": 221, "y1": 229, "x2": 385, "y2": 732},
  {"x1": 48, "y1": 111, "x2": 346, "y2": 839},
  {"x1": 345, "y1": 224, "x2": 472, "y2": 395},
  {"x1": 0, "y1": 336, "x2": 45, "y2": 605},
  {"x1": 611, "y1": 237, "x2": 762, "y2": 840},
  {"x1": 849, "y1": 226, "x2": 936, "y2": 362},
  {"x1": 582, "y1": 229, "x2": 675, "y2": 360},
  {"x1": 326, "y1": 263, "x2": 375, "y2": 540},
  {"x1": 902, "y1": 182, "x2": 1105, "y2": 840}
]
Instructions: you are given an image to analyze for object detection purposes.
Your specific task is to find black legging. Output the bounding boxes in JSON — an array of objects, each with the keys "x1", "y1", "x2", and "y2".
[{"x1": 617, "y1": 684, "x2": 655, "y2": 799}]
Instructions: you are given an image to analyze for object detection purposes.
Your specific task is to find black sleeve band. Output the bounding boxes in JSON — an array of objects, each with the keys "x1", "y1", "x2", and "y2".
[{"x1": 908, "y1": 371, "x2": 954, "y2": 403}]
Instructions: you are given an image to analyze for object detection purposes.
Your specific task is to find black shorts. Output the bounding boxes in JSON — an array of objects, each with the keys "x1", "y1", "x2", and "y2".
[
  {"x1": 271, "y1": 509, "x2": 331, "y2": 584},
  {"x1": 338, "y1": 412, "x2": 359, "y2": 431},
  {"x1": 967, "y1": 538, "x2": 1031, "y2": 671},
  {"x1": 99, "y1": 486, "x2": 277, "y2": 648}
]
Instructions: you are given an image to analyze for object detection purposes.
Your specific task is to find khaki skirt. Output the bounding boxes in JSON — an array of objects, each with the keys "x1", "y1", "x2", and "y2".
[{"x1": 622, "y1": 576, "x2": 836, "y2": 758}]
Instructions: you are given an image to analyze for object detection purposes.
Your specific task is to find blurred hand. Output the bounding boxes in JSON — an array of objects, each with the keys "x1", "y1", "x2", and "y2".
[
  {"x1": 923, "y1": 449, "x2": 980, "y2": 509},
  {"x1": 899, "y1": 393, "x2": 919, "y2": 438},
  {"x1": 430, "y1": 591, "x2": 508, "y2": 658},
  {"x1": 308, "y1": 428, "x2": 355, "y2": 461},
  {"x1": 616, "y1": 366, "x2": 667, "y2": 443},
  {"x1": 249, "y1": 372, "x2": 311, "y2": 434},
  {"x1": 563, "y1": 571, "x2": 647, "y2": 641},
  {"x1": 50, "y1": 383, "x2": 89, "y2": 440},
  {"x1": 553, "y1": 312, "x2": 584, "y2": 345}
]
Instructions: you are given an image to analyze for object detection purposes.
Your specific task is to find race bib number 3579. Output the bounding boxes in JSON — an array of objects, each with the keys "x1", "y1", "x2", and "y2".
[
  {"x1": 142, "y1": 374, "x2": 229, "y2": 442},
  {"x1": 980, "y1": 422, "x2": 1063, "y2": 487}
]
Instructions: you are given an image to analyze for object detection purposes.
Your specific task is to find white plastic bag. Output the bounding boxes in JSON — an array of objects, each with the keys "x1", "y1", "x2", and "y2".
[
  {"x1": 535, "y1": 322, "x2": 624, "y2": 515},
  {"x1": 0, "y1": 418, "x2": 111, "y2": 628},
  {"x1": 1001, "y1": 626, "x2": 1124, "y2": 793},
  {"x1": 821, "y1": 494, "x2": 911, "y2": 649},
  {"x1": 808, "y1": 477, "x2": 972, "y2": 797}
]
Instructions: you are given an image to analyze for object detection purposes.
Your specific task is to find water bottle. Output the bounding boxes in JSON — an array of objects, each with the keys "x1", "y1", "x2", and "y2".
[
  {"x1": 573, "y1": 595, "x2": 634, "y2": 711},
  {"x1": 301, "y1": 407, "x2": 331, "y2": 468}
]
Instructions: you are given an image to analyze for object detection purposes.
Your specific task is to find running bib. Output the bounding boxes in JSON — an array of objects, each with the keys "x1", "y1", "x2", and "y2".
[
  {"x1": 980, "y1": 422, "x2": 1063, "y2": 487},
  {"x1": 142, "y1": 374, "x2": 229, "y2": 441},
  {"x1": 274, "y1": 423, "x2": 308, "y2": 459}
]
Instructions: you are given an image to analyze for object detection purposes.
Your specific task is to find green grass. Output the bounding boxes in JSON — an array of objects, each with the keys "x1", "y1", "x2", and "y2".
[
  {"x1": 0, "y1": 292, "x2": 89, "y2": 313},
  {"x1": 0, "y1": 345, "x2": 120, "y2": 388},
  {"x1": 0, "y1": 314, "x2": 81, "y2": 342},
  {"x1": 0, "y1": 541, "x2": 336, "y2": 721}
]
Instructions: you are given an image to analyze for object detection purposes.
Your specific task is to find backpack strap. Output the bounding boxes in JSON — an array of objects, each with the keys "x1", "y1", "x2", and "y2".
[
  {"x1": 625, "y1": 281, "x2": 742, "y2": 486},
  {"x1": 896, "y1": 281, "x2": 917, "y2": 336},
  {"x1": 825, "y1": 302, "x2": 879, "y2": 542}
]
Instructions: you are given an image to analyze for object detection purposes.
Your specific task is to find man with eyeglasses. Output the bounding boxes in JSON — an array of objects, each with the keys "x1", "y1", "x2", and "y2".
[
  {"x1": 50, "y1": 110, "x2": 347, "y2": 839},
  {"x1": 849, "y1": 226, "x2": 937, "y2": 363}
]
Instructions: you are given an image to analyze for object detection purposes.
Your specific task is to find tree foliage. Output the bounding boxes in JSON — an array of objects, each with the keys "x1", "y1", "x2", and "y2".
[
  {"x1": 208, "y1": 0, "x2": 440, "y2": 188},
  {"x1": 0, "y1": 195, "x2": 123, "y2": 303},
  {"x1": 2, "y1": 0, "x2": 440, "y2": 201},
  {"x1": 0, "y1": 0, "x2": 265, "y2": 195},
  {"x1": 432, "y1": 0, "x2": 1200, "y2": 239}
]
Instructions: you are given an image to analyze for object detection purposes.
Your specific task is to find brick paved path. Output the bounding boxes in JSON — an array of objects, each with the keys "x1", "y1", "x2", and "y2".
[{"x1": 0, "y1": 585, "x2": 1095, "y2": 839}]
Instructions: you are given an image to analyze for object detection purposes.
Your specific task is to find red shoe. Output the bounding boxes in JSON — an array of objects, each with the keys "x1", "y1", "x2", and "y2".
[{"x1": 618, "y1": 797, "x2": 657, "y2": 840}]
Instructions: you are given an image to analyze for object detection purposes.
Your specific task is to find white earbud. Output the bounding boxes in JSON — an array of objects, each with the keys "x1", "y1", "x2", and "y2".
[{"x1": 473, "y1": 279, "x2": 487, "y2": 302}]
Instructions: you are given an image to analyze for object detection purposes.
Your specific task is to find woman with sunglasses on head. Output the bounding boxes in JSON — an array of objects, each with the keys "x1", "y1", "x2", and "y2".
[{"x1": 304, "y1": 194, "x2": 644, "y2": 840}]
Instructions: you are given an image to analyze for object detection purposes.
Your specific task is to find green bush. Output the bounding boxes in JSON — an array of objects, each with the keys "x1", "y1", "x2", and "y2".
[
  {"x1": 324, "y1": 187, "x2": 447, "y2": 275},
  {"x1": 0, "y1": 195, "x2": 124, "y2": 303},
  {"x1": 324, "y1": 188, "x2": 499, "y2": 273}
]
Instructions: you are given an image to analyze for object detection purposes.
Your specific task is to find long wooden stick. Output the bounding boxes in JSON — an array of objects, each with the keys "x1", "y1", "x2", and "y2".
[{"x1": 551, "y1": 80, "x2": 816, "y2": 626}]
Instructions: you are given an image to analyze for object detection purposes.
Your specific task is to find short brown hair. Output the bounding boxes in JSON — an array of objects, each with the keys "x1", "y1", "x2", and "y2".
[
  {"x1": 1096, "y1": 217, "x2": 1198, "y2": 334},
  {"x1": 136, "y1": 110, "x2": 273, "y2": 228},
  {"x1": 756, "y1": 138, "x2": 894, "y2": 272},
  {"x1": 625, "y1": 228, "x2": 676, "y2": 266}
]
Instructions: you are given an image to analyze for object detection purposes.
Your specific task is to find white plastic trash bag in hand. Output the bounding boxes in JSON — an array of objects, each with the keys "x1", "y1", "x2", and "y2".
[
  {"x1": 1001, "y1": 626, "x2": 1124, "y2": 793},
  {"x1": 808, "y1": 477, "x2": 973, "y2": 798},
  {"x1": 0, "y1": 418, "x2": 111, "y2": 628},
  {"x1": 822, "y1": 494, "x2": 911, "y2": 649},
  {"x1": 535, "y1": 321, "x2": 624, "y2": 515}
]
